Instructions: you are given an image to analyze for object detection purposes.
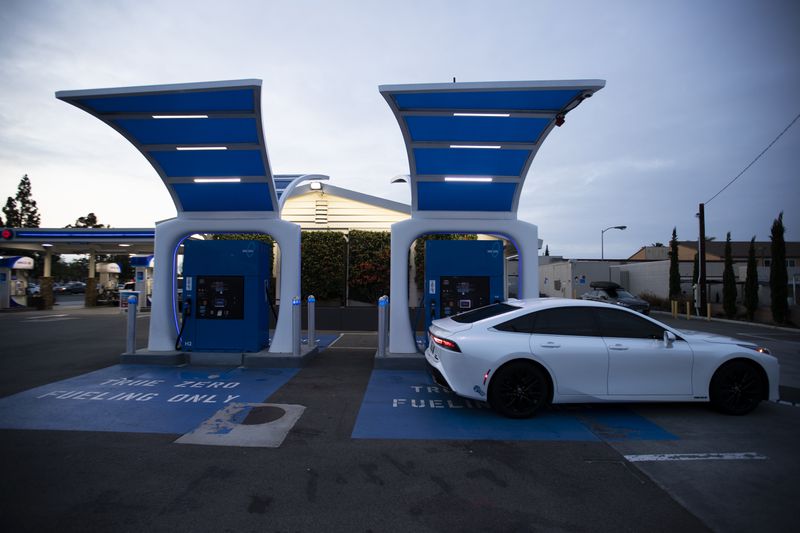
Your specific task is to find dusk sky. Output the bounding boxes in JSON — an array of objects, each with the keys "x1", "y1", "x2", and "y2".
[{"x1": 1, "y1": 0, "x2": 798, "y2": 259}]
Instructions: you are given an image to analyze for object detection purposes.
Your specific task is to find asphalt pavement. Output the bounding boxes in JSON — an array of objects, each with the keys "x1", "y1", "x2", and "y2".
[{"x1": 0, "y1": 306, "x2": 797, "y2": 532}]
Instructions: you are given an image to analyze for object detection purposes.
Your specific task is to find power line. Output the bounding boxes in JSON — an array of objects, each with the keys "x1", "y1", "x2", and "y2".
[{"x1": 705, "y1": 112, "x2": 800, "y2": 205}]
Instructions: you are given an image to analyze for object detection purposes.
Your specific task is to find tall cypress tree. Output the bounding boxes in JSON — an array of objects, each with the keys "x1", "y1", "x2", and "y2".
[
  {"x1": 744, "y1": 237, "x2": 759, "y2": 321},
  {"x1": 770, "y1": 212, "x2": 789, "y2": 324},
  {"x1": 2, "y1": 196, "x2": 20, "y2": 227},
  {"x1": 669, "y1": 228, "x2": 681, "y2": 300},
  {"x1": 722, "y1": 232, "x2": 737, "y2": 318}
]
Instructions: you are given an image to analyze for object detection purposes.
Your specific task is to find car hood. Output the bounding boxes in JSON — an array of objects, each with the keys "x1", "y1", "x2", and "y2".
[{"x1": 677, "y1": 329, "x2": 755, "y2": 347}]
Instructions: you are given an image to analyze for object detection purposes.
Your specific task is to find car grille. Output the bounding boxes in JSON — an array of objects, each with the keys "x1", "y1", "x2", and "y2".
[{"x1": 426, "y1": 362, "x2": 453, "y2": 392}]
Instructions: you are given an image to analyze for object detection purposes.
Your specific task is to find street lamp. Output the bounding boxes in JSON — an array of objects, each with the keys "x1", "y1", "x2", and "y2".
[{"x1": 601, "y1": 225, "x2": 627, "y2": 260}]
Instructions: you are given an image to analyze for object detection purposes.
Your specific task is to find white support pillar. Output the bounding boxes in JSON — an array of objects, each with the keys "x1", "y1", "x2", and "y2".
[
  {"x1": 146, "y1": 214, "x2": 301, "y2": 355},
  {"x1": 43, "y1": 249, "x2": 52, "y2": 277},
  {"x1": 388, "y1": 217, "x2": 539, "y2": 354}
]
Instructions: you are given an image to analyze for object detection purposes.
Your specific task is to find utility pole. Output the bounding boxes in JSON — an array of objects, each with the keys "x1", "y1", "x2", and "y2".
[{"x1": 698, "y1": 203, "x2": 707, "y2": 310}]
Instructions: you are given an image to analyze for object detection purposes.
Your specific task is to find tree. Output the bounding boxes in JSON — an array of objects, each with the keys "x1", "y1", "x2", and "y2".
[
  {"x1": 744, "y1": 237, "x2": 759, "y2": 321},
  {"x1": 2, "y1": 196, "x2": 20, "y2": 227},
  {"x1": 770, "y1": 212, "x2": 789, "y2": 324},
  {"x1": 669, "y1": 227, "x2": 681, "y2": 300},
  {"x1": 544, "y1": 245, "x2": 550, "y2": 256},
  {"x1": 67, "y1": 212, "x2": 107, "y2": 228},
  {"x1": 650, "y1": 242, "x2": 664, "y2": 247},
  {"x1": 15, "y1": 175, "x2": 40, "y2": 228},
  {"x1": 722, "y1": 232, "x2": 737, "y2": 318}
]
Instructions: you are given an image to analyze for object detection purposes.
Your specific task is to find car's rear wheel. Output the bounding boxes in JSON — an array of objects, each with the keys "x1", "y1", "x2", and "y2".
[
  {"x1": 488, "y1": 361, "x2": 549, "y2": 418},
  {"x1": 709, "y1": 360, "x2": 764, "y2": 415}
]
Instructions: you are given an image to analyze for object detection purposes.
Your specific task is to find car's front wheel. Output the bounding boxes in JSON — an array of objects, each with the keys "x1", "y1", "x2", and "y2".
[
  {"x1": 488, "y1": 361, "x2": 550, "y2": 418},
  {"x1": 709, "y1": 360, "x2": 765, "y2": 415}
]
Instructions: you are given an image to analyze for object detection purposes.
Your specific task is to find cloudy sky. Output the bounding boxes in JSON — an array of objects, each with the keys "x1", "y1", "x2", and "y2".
[{"x1": 1, "y1": 0, "x2": 798, "y2": 259}]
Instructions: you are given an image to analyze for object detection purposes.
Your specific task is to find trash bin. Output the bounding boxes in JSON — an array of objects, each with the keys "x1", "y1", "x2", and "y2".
[{"x1": 119, "y1": 290, "x2": 141, "y2": 313}]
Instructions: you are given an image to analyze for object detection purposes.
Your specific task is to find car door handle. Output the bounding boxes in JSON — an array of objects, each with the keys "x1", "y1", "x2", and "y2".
[
  {"x1": 540, "y1": 342, "x2": 561, "y2": 348},
  {"x1": 608, "y1": 344, "x2": 628, "y2": 351}
]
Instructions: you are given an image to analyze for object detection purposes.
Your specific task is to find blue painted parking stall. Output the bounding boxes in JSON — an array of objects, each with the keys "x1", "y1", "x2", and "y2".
[
  {"x1": 352, "y1": 370, "x2": 678, "y2": 442},
  {"x1": 0, "y1": 365, "x2": 298, "y2": 434}
]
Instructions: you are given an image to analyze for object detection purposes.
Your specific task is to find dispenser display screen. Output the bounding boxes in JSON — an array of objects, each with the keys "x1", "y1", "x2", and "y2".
[
  {"x1": 439, "y1": 276, "x2": 490, "y2": 318},
  {"x1": 195, "y1": 276, "x2": 244, "y2": 320}
]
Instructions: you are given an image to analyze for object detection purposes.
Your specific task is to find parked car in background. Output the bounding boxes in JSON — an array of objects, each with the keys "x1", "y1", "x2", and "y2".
[
  {"x1": 26, "y1": 283, "x2": 40, "y2": 296},
  {"x1": 425, "y1": 298, "x2": 779, "y2": 418},
  {"x1": 581, "y1": 281, "x2": 650, "y2": 315},
  {"x1": 53, "y1": 283, "x2": 67, "y2": 294},
  {"x1": 64, "y1": 281, "x2": 86, "y2": 294}
]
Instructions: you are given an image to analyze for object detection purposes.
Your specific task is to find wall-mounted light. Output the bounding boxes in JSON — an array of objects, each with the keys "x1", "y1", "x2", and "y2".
[
  {"x1": 118, "y1": 244, "x2": 131, "y2": 247},
  {"x1": 310, "y1": 182, "x2": 323, "y2": 190},
  {"x1": 42, "y1": 243, "x2": 53, "y2": 247}
]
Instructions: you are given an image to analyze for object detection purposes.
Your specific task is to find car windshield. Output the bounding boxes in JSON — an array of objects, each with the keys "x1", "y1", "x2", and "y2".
[
  {"x1": 450, "y1": 303, "x2": 520, "y2": 323},
  {"x1": 617, "y1": 290, "x2": 635, "y2": 299}
]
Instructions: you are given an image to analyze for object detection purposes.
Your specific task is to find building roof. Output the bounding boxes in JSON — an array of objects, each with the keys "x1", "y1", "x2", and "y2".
[
  {"x1": 379, "y1": 80, "x2": 605, "y2": 216},
  {"x1": 628, "y1": 241, "x2": 800, "y2": 261}
]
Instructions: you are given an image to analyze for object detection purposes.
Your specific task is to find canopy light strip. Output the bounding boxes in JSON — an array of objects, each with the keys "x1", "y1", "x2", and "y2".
[
  {"x1": 152, "y1": 115, "x2": 208, "y2": 119},
  {"x1": 444, "y1": 176, "x2": 493, "y2": 182},
  {"x1": 449, "y1": 144, "x2": 502, "y2": 149},
  {"x1": 453, "y1": 112, "x2": 510, "y2": 117},
  {"x1": 193, "y1": 178, "x2": 242, "y2": 183},
  {"x1": 176, "y1": 146, "x2": 228, "y2": 151}
]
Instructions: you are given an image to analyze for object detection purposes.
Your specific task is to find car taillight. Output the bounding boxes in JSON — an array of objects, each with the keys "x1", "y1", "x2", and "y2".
[{"x1": 430, "y1": 333, "x2": 461, "y2": 352}]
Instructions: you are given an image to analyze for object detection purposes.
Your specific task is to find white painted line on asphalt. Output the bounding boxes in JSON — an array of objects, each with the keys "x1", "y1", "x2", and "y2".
[
  {"x1": 776, "y1": 399, "x2": 800, "y2": 407},
  {"x1": 625, "y1": 452, "x2": 767, "y2": 462},
  {"x1": 325, "y1": 334, "x2": 345, "y2": 348},
  {"x1": 25, "y1": 314, "x2": 69, "y2": 320}
]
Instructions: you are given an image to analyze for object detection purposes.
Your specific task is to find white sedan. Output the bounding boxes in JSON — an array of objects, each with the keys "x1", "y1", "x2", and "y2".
[{"x1": 425, "y1": 298, "x2": 780, "y2": 418}]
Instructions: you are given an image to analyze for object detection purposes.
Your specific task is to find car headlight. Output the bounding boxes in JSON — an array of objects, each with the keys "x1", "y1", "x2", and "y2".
[
  {"x1": 737, "y1": 343, "x2": 770, "y2": 355},
  {"x1": 615, "y1": 301, "x2": 630, "y2": 307}
]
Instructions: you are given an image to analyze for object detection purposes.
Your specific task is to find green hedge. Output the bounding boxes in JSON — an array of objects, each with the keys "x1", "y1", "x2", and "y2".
[
  {"x1": 302, "y1": 231, "x2": 347, "y2": 302},
  {"x1": 348, "y1": 230, "x2": 391, "y2": 304}
]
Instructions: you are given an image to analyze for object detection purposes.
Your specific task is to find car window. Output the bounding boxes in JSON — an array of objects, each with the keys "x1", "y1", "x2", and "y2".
[
  {"x1": 495, "y1": 313, "x2": 535, "y2": 333},
  {"x1": 450, "y1": 303, "x2": 520, "y2": 323},
  {"x1": 530, "y1": 307, "x2": 598, "y2": 336},
  {"x1": 593, "y1": 308, "x2": 663, "y2": 339}
]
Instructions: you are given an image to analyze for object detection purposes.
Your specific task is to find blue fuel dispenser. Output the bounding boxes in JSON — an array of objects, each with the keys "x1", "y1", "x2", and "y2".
[
  {"x1": 180, "y1": 240, "x2": 272, "y2": 352},
  {"x1": 423, "y1": 240, "x2": 504, "y2": 331}
]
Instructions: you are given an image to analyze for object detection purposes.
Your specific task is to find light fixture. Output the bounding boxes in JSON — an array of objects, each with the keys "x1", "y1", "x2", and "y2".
[
  {"x1": 449, "y1": 145, "x2": 502, "y2": 150},
  {"x1": 453, "y1": 112, "x2": 510, "y2": 118},
  {"x1": 176, "y1": 146, "x2": 227, "y2": 151},
  {"x1": 193, "y1": 178, "x2": 241, "y2": 183},
  {"x1": 42, "y1": 243, "x2": 53, "y2": 247},
  {"x1": 152, "y1": 115, "x2": 208, "y2": 119},
  {"x1": 309, "y1": 182, "x2": 322, "y2": 190},
  {"x1": 118, "y1": 244, "x2": 131, "y2": 247},
  {"x1": 444, "y1": 176, "x2": 493, "y2": 182}
]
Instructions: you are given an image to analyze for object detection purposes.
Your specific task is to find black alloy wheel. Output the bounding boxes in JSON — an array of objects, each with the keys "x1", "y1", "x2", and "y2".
[
  {"x1": 710, "y1": 360, "x2": 764, "y2": 415},
  {"x1": 488, "y1": 361, "x2": 549, "y2": 418}
]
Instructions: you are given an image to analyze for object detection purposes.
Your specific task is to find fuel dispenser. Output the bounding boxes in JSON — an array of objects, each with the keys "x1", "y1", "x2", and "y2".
[
  {"x1": 130, "y1": 255, "x2": 154, "y2": 309},
  {"x1": 96, "y1": 263, "x2": 121, "y2": 291},
  {"x1": 0, "y1": 256, "x2": 34, "y2": 309},
  {"x1": 423, "y1": 240, "x2": 504, "y2": 331},
  {"x1": 179, "y1": 240, "x2": 272, "y2": 352}
]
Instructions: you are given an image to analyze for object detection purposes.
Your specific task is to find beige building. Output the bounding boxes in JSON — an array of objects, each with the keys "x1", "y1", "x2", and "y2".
[{"x1": 281, "y1": 183, "x2": 410, "y2": 231}]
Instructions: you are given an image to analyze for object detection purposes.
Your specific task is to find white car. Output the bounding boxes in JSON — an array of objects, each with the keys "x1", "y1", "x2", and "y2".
[{"x1": 425, "y1": 298, "x2": 780, "y2": 418}]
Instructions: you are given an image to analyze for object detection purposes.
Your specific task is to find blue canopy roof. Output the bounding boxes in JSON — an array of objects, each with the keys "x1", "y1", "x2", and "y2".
[
  {"x1": 56, "y1": 80, "x2": 281, "y2": 214},
  {"x1": 380, "y1": 80, "x2": 605, "y2": 215}
]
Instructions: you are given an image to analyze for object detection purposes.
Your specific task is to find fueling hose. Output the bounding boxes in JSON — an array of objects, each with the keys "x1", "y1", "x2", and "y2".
[
  {"x1": 175, "y1": 298, "x2": 191, "y2": 351},
  {"x1": 412, "y1": 295, "x2": 425, "y2": 354}
]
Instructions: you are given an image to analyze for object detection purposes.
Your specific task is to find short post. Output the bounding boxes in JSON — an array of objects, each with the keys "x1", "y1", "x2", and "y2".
[
  {"x1": 377, "y1": 295, "x2": 388, "y2": 357},
  {"x1": 706, "y1": 303, "x2": 712, "y2": 321},
  {"x1": 307, "y1": 295, "x2": 316, "y2": 348},
  {"x1": 685, "y1": 301, "x2": 691, "y2": 320},
  {"x1": 292, "y1": 296, "x2": 301, "y2": 356},
  {"x1": 671, "y1": 300, "x2": 677, "y2": 318},
  {"x1": 126, "y1": 294, "x2": 138, "y2": 354}
]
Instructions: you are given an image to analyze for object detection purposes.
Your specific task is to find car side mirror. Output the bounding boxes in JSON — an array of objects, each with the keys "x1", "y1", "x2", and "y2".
[{"x1": 663, "y1": 330, "x2": 676, "y2": 348}]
